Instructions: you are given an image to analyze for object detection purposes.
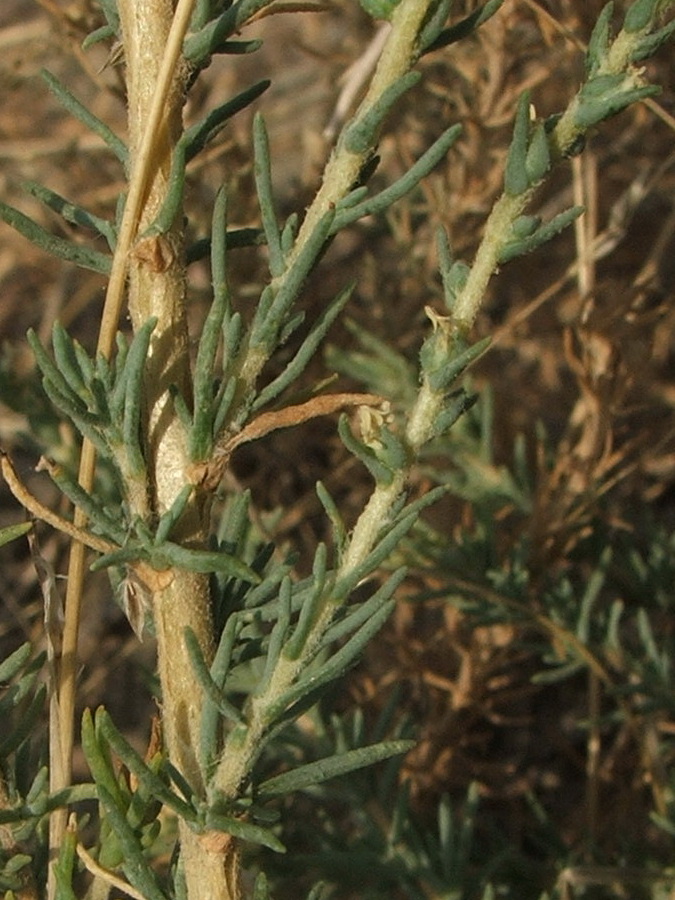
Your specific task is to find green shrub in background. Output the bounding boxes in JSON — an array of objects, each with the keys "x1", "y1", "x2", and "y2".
[{"x1": 0, "y1": 1, "x2": 674, "y2": 898}]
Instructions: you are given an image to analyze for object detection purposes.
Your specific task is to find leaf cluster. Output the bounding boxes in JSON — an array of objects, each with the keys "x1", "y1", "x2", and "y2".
[{"x1": 0, "y1": 646, "x2": 95, "y2": 894}]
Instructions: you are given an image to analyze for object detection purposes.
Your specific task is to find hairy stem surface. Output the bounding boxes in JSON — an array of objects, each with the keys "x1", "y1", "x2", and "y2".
[{"x1": 117, "y1": 0, "x2": 235, "y2": 896}]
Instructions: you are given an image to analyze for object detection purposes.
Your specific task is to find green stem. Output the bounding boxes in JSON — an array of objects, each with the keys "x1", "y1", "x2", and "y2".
[
  {"x1": 287, "y1": 0, "x2": 435, "y2": 265},
  {"x1": 452, "y1": 190, "x2": 529, "y2": 331},
  {"x1": 212, "y1": 475, "x2": 405, "y2": 800}
]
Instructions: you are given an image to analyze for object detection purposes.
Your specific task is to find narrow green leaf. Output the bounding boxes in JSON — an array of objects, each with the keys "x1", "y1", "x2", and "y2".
[
  {"x1": 0, "y1": 522, "x2": 32, "y2": 550},
  {"x1": 43, "y1": 783, "x2": 98, "y2": 812},
  {"x1": 154, "y1": 486, "x2": 193, "y2": 546},
  {"x1": 0, "y1": 650, "x2": 44, "y2": 707},
  {"x1": 44, "y1": 461, "x2": 127, "y2": 543},
  {"x1": 0, "y1": 664, "x2": 39, "y2": 720},
  {"x1": 192, "y1": 189, "x2": 230, "y2": 460},
  {"x1": 425, "y1": 336, "x2": 491, "y2": 393},
  {"x1": 82, "y1": 23, "x2": 116, "y2": 48},
  {"x1": 277, "y1": 310, "x2": 305, "y2": 346},
  {"x1": 0, "y1": 683, "x2": 46, "y2": 757},
  {"x1": 53, "y1": 819, "x2": 79, "y2": 900},
  {"x1": 283, "y1": 546, "x2": 329, "y2": 661},
  {"x1": 574, "y1": 82, "x2": 658, "y2": 129},
  {"x1": 243, "y1": 564, "x2": 292, "y2": 611},
  {"x1": 97, "y1": 708, "x2": 199, "y2": 822},
  {"x1": 251, "y1": 209, "x2": 336, "y2": 349},
  {"x1": 511, "y1": 215, "x2": 541, "y2": 240},
  {"x1": 524, "y1": 120, "x2": 551, "y2": 185},
  {"x1": 98, "y1": 0, "x2": 120, "y2": 32},
  {"x1": 306, "y1": 883, "x2": 330, "y2": 900},
  {"x1": 81, "y1": 708, "x2": 127, "y2": 810},
  {"x1": 183, "y1": 0, "x2": 271, "y2": 64},
  {"x1": 151, "y1": 541, "x2": 261, "y2": 583},
  {"x1": 184, "y1": 627, "x2": 245, "y2": 725},
  {"x1": 97, "y1": 785, "x2": 169, "y2": 900},
  {"x1": 316, "y1": 481, "x2": 346, "y2": 559},
  {"x1": 253, "y1": 873, "x2": 272, "y2": 900},
  {"x1": 200, "y1": 614, "x2": 243, "y2": 772},
  {"x1": 0, "y1": 201, "x2": 111, "y2": 273},
  {"x1": 427, "y1": 390, "x2": 477, "y2": 440},
  {"x1": 109, "y1": 336, "x2": 132, "y2": 422},
  {"x1": 74, "y1": 338, "x2": 99, "y2": 393},
  {"x1": 253, "y1": 113, "x2": 284, "y2": 277},
  {"x1": 334, "y1": 125, "x2": 462, "y2": 231},
  {"x1": 423, "y1": 0, "x2": 504, "y2": 53},
  {"x1": 498, "y1": 206, "x2": 583, "y2": 263},
  {"x1": 437, "y1": 794, "x2": 455, "y2": 879},
  {"x1": 204, "y1": 811, "x2": 286, "y2": 853},
  {"x1": 38, "y1": 377, "x2": 110, "y2": 456},
  {"x1": 0, "y1": 643, "x2": 32, "y2": 683},
  {"x1": 586, "y1": 2, "x2": 614, "y2": 75},
  {"x1": 27, "y1": 328, "x2": 84, "y2": 406},
  {"x1": 253, "y1": 283, "x2": 354, "y2": 411},
  {"x1": 41, "y1": 70, "x2": 128, "y2": 168},
  {"x1": 186, "y1": 81, "x2": 271, "y2": 165},
  {"x1": 337, "y1": 415, "x2": 395, "y2": 485},
  {"x1": 214, "y1": 487, "x2": 251, "y2": 554},
  {"x1": 147, "y1": 81, "x2": 270, "y2": 239},
  {"x1": 377, "y1": 427, "x2": 409, "y2": 471},
  {"x1": 170, "y1": 384, "x2": 194, "y2": 433},
  {"x1": 436, "y1": 226, "x2": 455, "y2": 305},
  {"x1": 26, "y1": 766, "x2": 58, "y2": 814},
  {"x1": 258, "y1": 740, "x2": 415, "y2": 797},
  {"x1": 211, "y1": 376, "x2": 237, "y2": 446},
  {"x1": 576, "y1": 547, "x2": 611, "y2": 643},
  {"x1": 631, "y1": 19, "x2": 675, "y2": 61},
  {"x1": 606, "y1": 599, "x2": 624, "y2": 654},
  {"x1": 272, "y1": 598, "x2": 396, "y2": 718},
  {"x1": 280, "y1": 212, "x2": 299, "y2": 255},
  {"x1": 123, "y1": 318, "x2": 157, "y2": 475},
  {"x1": 418, "y1": 0, "x2": 453, "y2": 49},
  {"x1": 459, "y1": 781, "x2": 481, "y2": 866},
  {"x1": 90, "y1": 544, "x2": 147, "y2": 571},
  {"x1": 333, "y1": 508, "x2": 421, "y2": 598},
  {"x1": 321, "y1": 568, "x2": 407, "y2": 648},
  {"x1": 335, "y1": 186, "x2": 369, "y2": 212},
  {"x1": 37, "y1": 372, "x2": 90, "y2": 426},
  {"x1": 344, "y1": 72, "x2": 420, "y2": 154},
  {"x1": 531, "y1": 660, "x2": 584, "y2": 684},
  {"x1": 254, "y1": 579, "x2": 294, "y2": 694},
  {"x1": 254, "y1": 284, "x2": 276, "y2": 324},
  {"x1": 624, "y1": 0, "x2": 658, "y2": 32},
  {"x1": 191, "y1": 0, "x2": 212, "y2": 30},
  {"x1": 211, "y1": 187, "x2": 231, "y2": 309},
  {"x1": 23, "y1": 180, "x2": 116, "y2": 249},
  {"x1": 223, "y1": 308, "x2": 244, "y2": 363},
  {"x1": 504, "y1": 92, "x2": 531, "y2": 196}
]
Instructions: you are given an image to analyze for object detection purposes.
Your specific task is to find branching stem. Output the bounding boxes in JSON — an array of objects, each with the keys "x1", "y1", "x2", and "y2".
[{"x1": 287, "y1": 0, "x2": 435, "y2": 265}]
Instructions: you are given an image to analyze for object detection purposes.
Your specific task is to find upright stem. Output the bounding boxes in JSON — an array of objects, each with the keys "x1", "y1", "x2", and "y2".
[
  {"x1": 289, "y1": 0, "x2": 434, "y2": 259},
  {"x1": 116, "y1": 1, "x2": 236, "y2": 896}
]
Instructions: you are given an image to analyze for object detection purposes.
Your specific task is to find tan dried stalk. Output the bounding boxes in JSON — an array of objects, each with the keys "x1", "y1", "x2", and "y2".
[{"x1": 49, "y1": 0, "x2": 201, "y2": 891}]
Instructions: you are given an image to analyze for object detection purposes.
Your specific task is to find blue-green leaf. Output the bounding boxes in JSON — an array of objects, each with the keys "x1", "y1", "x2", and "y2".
[{"x1": 258, "y1": 740, "x2": 415, "y2": 797}]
